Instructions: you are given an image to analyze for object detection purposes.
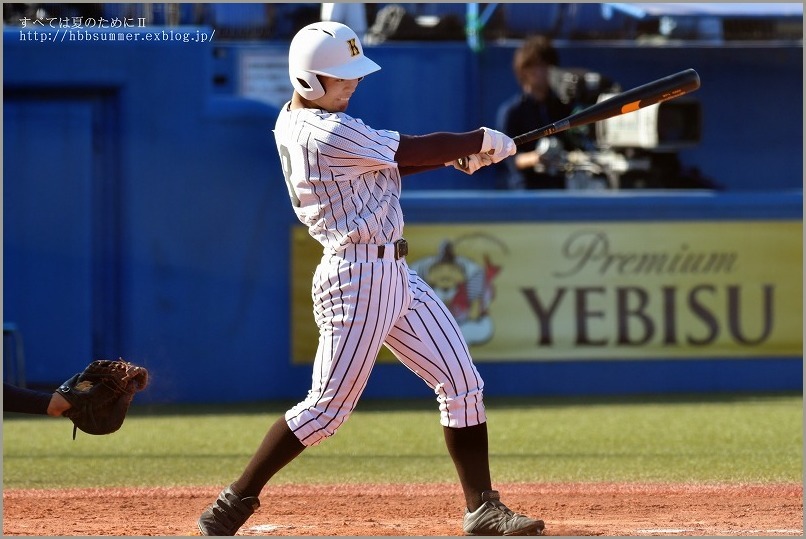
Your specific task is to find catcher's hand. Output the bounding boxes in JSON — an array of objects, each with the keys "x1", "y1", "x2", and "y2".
[{"x1": 56, "y1": 358, "x2": 149, "y2": 439}]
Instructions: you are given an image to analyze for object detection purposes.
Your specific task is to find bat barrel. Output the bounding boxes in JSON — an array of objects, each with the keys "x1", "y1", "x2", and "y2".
[
  {"x1": 565, "y1": 69, "x2": 700, "y2": 128},
  {"x1": 513, "y1": 69, "x2": 700, "y2": 146}
]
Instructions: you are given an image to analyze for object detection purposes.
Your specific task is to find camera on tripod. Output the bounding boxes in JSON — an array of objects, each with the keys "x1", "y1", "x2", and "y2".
[{"x1": 546, "y1": 68, "x2": 705, "y2": 189}]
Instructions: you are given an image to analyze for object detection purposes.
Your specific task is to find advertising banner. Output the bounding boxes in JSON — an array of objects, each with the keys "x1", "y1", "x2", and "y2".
[{"x1": 291, "y1": 221, "x2": 802, "y2": 363}]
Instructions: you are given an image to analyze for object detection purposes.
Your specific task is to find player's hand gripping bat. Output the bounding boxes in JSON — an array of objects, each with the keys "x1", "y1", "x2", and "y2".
[{"x1": 458, "y1": 68, "x2": 701, "y2": 170}]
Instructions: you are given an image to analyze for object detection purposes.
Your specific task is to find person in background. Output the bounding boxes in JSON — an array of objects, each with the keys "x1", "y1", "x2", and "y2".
[{"x1": 496, "y1": 35, "x2": 578, "y2": 190}]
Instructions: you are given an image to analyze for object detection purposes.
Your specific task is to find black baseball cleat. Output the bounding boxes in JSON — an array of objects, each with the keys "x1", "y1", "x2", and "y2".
[
  {"x1": 197, "y1": 485, "x2": 260, "y2": 536},
  {"x1": 463, "y1": 490, "x2": 545, "y2": 536}
]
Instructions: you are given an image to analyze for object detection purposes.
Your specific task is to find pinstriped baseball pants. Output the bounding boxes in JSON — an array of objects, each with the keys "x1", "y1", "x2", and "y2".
[{"x1": 286, "y1": 244, "x2": 487, "y2": 447}]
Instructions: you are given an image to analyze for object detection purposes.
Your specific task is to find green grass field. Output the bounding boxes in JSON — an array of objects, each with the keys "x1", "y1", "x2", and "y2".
[{"x1": 3, "y1": 393, "x2": 802, "y2": 489}]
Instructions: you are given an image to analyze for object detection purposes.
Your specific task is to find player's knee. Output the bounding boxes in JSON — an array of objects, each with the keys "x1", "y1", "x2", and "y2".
[
  {"x1": 435, "y1": 383, "x2": 487, "y2": 428},
  {"x1": 285, "y1": 403, "x2": 355, "y2": 447}
]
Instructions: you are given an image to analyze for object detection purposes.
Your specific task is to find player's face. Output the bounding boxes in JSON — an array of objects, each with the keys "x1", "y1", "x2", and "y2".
[{"x1": 317, "y1": 76, "x2": 364, "y2": 112}]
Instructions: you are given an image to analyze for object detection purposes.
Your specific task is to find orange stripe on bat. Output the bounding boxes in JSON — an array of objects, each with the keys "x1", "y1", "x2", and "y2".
[{"x1": 621, "y1": 101, "x2": 640, "y2": 113}]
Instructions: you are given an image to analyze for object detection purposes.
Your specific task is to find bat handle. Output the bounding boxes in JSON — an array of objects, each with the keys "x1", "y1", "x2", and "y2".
[
  {"x1": 513, "y1": 122, "x2": 567, "y2": 146},
  {"x1": 455, "y1": 123, "x2": 562, "y2": 168},
  {"x1": 456, "y1": 149, "x2": 495, "y2": 171}
]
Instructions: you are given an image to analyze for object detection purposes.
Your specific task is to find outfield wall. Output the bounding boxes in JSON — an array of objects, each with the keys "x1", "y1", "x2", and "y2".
[{"x1": 3, "y1": 28, "x2": 802, "y2": 403}]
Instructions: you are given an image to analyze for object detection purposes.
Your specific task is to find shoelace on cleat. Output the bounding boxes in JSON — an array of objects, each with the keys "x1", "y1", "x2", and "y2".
[{"x1": 489, "y1": 499, "x2": 522, "y2": 518}]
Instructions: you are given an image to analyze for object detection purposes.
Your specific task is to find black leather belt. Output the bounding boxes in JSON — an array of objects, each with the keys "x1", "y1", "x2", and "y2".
[{"x1": 378, "y1": 238, "x2": 408, "y2": 260}]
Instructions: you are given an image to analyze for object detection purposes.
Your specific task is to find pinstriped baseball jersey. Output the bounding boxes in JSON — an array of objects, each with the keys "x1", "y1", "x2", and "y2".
[
  {"x1": 273, "y1": 103, "x2": 405, "y2": 253},
  {"x1": 273, "y1": 100, "x2": 486, "y2": 448}
]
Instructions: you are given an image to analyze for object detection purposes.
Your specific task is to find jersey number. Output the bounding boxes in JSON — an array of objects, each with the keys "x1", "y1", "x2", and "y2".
[{"x1": 279, "y1": 144, "x2": 300, "y2": 207}]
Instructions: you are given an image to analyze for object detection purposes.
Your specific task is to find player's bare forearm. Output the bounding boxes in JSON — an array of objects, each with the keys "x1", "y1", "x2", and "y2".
[{"x1": 396, "y1": 131, "x2": 483, "y2": 167}]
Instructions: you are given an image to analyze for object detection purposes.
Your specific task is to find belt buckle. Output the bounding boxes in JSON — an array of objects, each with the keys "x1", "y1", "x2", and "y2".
[{"x1": 394, "y1": 238, "x2": 408, "y2": 259}]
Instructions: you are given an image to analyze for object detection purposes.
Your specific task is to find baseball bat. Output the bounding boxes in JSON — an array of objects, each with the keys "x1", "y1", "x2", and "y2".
[{"x1": 458, "y1": 68, "x2": 700, "y2": 169}]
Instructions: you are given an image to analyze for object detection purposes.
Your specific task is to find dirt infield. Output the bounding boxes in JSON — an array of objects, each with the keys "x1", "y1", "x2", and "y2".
[{"x1": 2, "y1": 482, "x2": 802, "y2": 536}]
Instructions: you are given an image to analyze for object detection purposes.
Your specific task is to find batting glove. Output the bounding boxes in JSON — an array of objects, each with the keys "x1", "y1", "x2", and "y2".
[
  {"x1": 480, "y1": 127, "x2": 516, "y2": 163},
  {"x1": 446, "y1": 152, "x2": 493, "y2": 175}
]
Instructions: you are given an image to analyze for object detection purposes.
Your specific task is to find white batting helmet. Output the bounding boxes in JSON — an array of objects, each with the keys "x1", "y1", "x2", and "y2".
[{"x1": 288, "y1": 21, "x2": 381, "y2": 100}]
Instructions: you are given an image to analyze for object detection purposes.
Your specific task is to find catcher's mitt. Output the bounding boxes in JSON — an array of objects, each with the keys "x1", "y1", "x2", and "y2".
[{"x1": 56, "y1": 358, "x2": 149, "y2": 439}]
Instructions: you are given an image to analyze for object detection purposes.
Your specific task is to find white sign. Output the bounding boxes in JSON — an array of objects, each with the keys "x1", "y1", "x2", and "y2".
[{"x1": 239, "y1": 49, "x2": 294, "y2": 108}]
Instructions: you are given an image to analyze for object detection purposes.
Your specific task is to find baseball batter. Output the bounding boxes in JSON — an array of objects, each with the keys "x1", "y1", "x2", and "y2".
[{"x1": 197, "y1": 21, "x2": 544, "y2": 536}]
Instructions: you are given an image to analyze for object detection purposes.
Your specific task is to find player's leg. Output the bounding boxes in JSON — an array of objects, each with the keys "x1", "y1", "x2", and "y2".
[
  {"x1": 385, "y1": 269, "x2": 544, "y2": 535},
  {"x1": 383, "y1": 277, "x2": 492, "y2": 510},
  {"x1": 238, "y1": 256, "x2": 408, "y2": 490},
  {"x1": 285, "y1": 255, "x2": 410, "y2": 446},
  {"x1": 197, "y1": 415, "x2": 304, "y2": 536},
  {"x1": 199, "y1": 257, "x2": 409, "y2": 535}
]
